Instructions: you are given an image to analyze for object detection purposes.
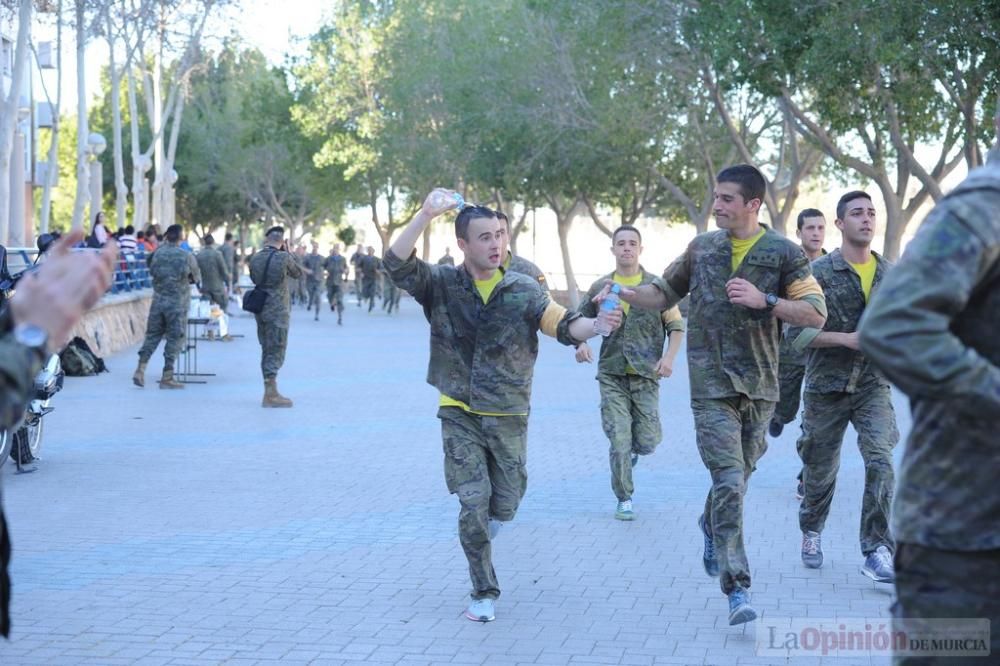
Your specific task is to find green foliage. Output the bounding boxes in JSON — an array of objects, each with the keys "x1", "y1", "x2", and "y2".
[{"x1": 335, "y1": 225, "x2": 356, "y2": 247}]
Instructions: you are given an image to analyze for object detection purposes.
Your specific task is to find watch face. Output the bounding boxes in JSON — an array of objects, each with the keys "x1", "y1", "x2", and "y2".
[
  {"x1": 15, "y1": 323, "x2": 48, "y2": 349},
  {"x1": 766, "y1": 293, "x2": 779, "y2": 307}
]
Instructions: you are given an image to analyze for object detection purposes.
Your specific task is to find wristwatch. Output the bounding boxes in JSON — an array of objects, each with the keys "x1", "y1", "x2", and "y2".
[
  {"x1": 764, "y1": 293, "x2": 779, "y2": 312},
  {"x1": 13, "y1": 322, "x2": 49, "y2": 361}
]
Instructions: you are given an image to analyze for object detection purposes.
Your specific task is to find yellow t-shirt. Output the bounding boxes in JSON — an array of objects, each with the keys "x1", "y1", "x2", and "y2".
[
  {"x1": 612, "y1": 271, "x2": 643, "y2": 316},
  {"x1": 440, "y1": 268, "x2": 526, "y2": 416},
  {"x1": 849, "y1": 254, "x2": 877, "y2": 302},
  {"x1": 730, "y1": 228, "x2": 767, "y2": 272}
]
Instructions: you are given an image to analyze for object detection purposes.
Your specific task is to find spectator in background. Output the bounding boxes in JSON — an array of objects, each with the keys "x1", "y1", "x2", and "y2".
[
  {"x1": 89, "y1": 212, "x2": 109, "y2": 247},
  {"x1": 118, "y1": 226, "x2": 137, "y2": 254},
  {"x1": 144, "y1": 225, "x2": 160, "y2": 251}
]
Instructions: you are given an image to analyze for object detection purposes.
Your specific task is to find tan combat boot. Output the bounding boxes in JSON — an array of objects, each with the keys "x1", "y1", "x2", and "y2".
[
  {"x1": 132, "y1": 360, "x2": 147, "y2": 387},
  {"x1": 158, "y1": 368, "x2": 184, "y2": 389},
  {"x1": 262, "y1": 378, "x2": 292, "y2": 408}
]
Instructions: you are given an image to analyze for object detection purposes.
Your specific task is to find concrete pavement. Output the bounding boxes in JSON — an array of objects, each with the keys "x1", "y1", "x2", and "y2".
[{"x1": 1, "y1": 292, "x2": 905, "y2": 665}]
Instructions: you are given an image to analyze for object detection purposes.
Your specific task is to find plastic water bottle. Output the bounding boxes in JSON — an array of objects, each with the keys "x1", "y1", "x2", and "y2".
[
  {"x1": 595, "y1": 283, "x2": 621, "y2": 337},
  {"x1": 430, "y1": 190, "x2": 465, "y2": 211}
]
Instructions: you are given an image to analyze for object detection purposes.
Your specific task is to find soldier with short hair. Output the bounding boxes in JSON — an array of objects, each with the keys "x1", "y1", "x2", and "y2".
[
  {"x1": 249, "y1": 227, "x2": 302, "y2": 407},
  {"x1": 770, "y1": 209, "x2": 827, "y2": 500},
  {"x1": 133, "y1": 224, "x2": 201, "y2": 389},
  {"x1": 860, "y1": 131, "x2": 1000, "y2": 663},
  {"x1": 576, "y1": 225, "x2": 684, "y2": 521},
  {"x1": 303, "y1": 241, "x2": 324, "y2": 321},
  {"x1": 385, "y1": 191, "x2": 620, "y2": 624},
  {"x1": 619, "y1": 164, "x2": 826, "y2": 625},
  {"x1": 789, "y1": 191, "x2": 898, "y2": 583},
  {"x1": 220, "y1": 233, "x2": 238, "y2": 295},
  {"x1": 350, "y1": 243, "x2": 365, "y2": 306},
  {"x1": 323, "y1": 244, "x2": 348, "y2": 325},
  {"x1": 359, "y1": 246, "x2": 380, "y2": 312},
  {"x1": 436, "y1": 247, "x2": 455, "y2": 266},
  {"x1": 196, "y1": 233, "x2": 230, "y2": 318}
]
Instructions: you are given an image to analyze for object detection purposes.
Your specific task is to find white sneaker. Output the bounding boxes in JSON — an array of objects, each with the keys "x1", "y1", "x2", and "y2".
[
  {"x1": 615, "y1": 499, "x2": 636, "y2": 521},
  {"x1": 488, "y1": 518, "x2": 503, "y2": 540},
  {"x1": 464, "y1": 597, "x2": 496, "y2": 622}
]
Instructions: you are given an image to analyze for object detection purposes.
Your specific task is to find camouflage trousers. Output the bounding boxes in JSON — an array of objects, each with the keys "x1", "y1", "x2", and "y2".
[
  {"x1": 362, "y1": 278, "x2": 377, "y2": 311},
  {"x1": 306, "y1": 282, "x2": 321, "y2": 315},
  {"x1": 797, "y1": 387, "x2": 898, "y2": 555},
  {"x1": 326, "y1": 284, "x2": 344, "y2": 313},
  {"x1": 138, "y1": 304, "x2": 186, "y2": 370},
  {"x1": 691, "y1": 396, "x2": 773, "y2": 595},
  {"x1": 254, "y1": 319, "x2": 288, "y2": 380},
  {"x1": 892, "y1": 543, "x2": 1000, "y2": 665},
  {"x1": 438, "y1": 406, "x2": 528, "y2": 601},
  {"x1": 598, "y1": 373, "x2": 661, "y2": 501},
  {"x1": 773, "y1": 361, "x2": 806, "y2": 425},
  {"x1": 203, "y1": 289, "x2": 227, "y2": 312}
]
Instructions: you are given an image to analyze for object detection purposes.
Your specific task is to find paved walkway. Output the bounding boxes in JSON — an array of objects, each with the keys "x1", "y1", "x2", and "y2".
[{"x1": 1, "y1": 293, "x2": 907, "y2": 665}]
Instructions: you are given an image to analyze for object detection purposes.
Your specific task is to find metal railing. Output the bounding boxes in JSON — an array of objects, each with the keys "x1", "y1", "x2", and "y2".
[{"x1": 1, "y1": 245, "x2": 151, "y2": 295}]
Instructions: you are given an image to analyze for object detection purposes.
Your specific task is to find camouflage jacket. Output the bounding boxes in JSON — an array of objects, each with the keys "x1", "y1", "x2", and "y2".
[
  {"x1": 653, "y1": 225, "x2": 825, "y2": 401},
  {"x1": 302, "y1": 253, "x2": 324, "y2": 286},
  {"x1": 0, "y1": 321, "x2": 43, "y2": 433},
  {"x1": 384, "y1": 249, "x2": 580, "y2": 414},
  {"x1": 578, "y1": 269, "x2": 685, "y2": 380},
  {"x1": 503, "y1": 252, "x2": 548, "y2": 292},
  {"x1": 219, "y1": 243, "x2": 236, "y2": 279},
  {"x1": 149, "y1": 243, "x2": 200, "y2": 311},
  {"x1": 778, "y1": 249, "x2": 827, "y2": 368},
  {"x1": 196, "y1": 246, "x2": 229, "y2": 292},
  {"x1": 249, "y1": 246, "x2": 303, "y2": 326},
  {"x1": 789, "y1": 249, "x2": 892, "y2": 394},
  {"x1": 860, "y1": 156, "x2": 1000, "y2": 550},
  {"x1": 359, "y1": 255, "x2": 380, "y2": 281},
  {"x1": 324, "y1": 254, "x2": 347, "y2": 286}
]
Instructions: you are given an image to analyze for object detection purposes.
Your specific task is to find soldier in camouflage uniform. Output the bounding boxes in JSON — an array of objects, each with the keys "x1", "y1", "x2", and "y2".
[
  {"x1": 496, "y1": 210, "x2": 549, "y2": 292},
  {"x1": 436, "y1": 247, "x2": 455, "y2": 266},
  {"x1": 350, "y1": 243, "x2": 365, "y2": 306},
  {"x1": 770, "y1": 210, "x2": 827, "y2": 501},
  {"x1": 303, "y1": 241, "x2": 324, "y2": 321},
  {"x1": 359, "y1": 246, "x2": 380, "y2": 312},
  {"x1": 770, "y1": 210, "x2": 826, "y2": 436},
  {"x1": 1, "y1": 229, "x2": 116, "y2": 639},
  {"x1": 385, "y1": 191, "x2": 620, "y2": 624},
  {"x1": 220, "y1": 233, "x2": 238, "y2": 295},
  {"x1": 380, "y1": 263, "x2": 401, "y2": 314},
  {"x1": 323, "y1": 244, "x2": 348, "y2": 325},
  {"x1": 621, "y1": 165, "x2": 826, "y2": 625},
  {"x1": 249, "y1": 227, "x2": 303, "y2": 407},
  {"x1": 788, "y1": 191, "x2": 898, "y2": 582},
  {"x1": 860, "y1": 135, "x2": 1000, "y2": 664},
  {"x1": 133, "y1": 225, "x2": 200, "y2": 389},
  {"x1": 576, "y1": 225, "x2": 685, "y2": 521},
  {"x1": 195, "y1": 234, "x2": 231, "y2": 333}
]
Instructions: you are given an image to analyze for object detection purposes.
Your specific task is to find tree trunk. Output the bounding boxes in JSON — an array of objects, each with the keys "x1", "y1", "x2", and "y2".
[
  {"x1": 108, "y1": 21, "x2": 129, "y2": 230},
  {"x1": 876, "y1": 179, "x2": 907, "y2": 262},
  {"x1": 556, "y1": 211, "x2": 580, "y2": 308},
  {"x1": 0, "y1": 0, "x2": 32, "y2": 245},
  {"x1": 71, "y1": 0, "x2": 90, "y2": 232},
  {"x1": 39, "y1": 0, "x2": 63, "y2": 235}
]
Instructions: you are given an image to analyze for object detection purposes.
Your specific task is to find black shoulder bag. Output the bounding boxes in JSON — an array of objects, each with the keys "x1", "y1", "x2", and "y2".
[{"x1": 242, "y1": 249, "x2": 275, "y2": 314}]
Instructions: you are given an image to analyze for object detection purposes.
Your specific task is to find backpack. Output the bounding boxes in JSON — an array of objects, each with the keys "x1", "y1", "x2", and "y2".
[{"x1": 59, "y1": 336, "x2": 107, "y2": 376}]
